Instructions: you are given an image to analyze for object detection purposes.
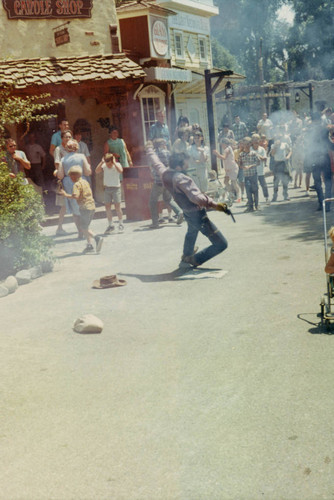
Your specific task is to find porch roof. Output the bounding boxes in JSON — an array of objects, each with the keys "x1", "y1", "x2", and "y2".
[{"x1": 0, "y1": 53, "x2": 145, "y2": 90}]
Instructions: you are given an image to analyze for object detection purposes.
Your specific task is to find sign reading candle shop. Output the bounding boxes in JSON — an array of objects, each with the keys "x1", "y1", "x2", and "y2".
[{"x1": 2, "y1": 0, "x2": 92, "y2": 19}]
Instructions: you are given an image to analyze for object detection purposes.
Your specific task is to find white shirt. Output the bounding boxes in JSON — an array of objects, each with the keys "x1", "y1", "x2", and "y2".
[
  {"x1": 252, "y1": 146, "x2": 267, "y2": 176},
  {"x1": 271, "y1": 141, "x2": 291, "y2": 162},
  {"x1": 257, "y1": 118, "x2": 273, "y2": 139},
  {"x1": 102, "y1": 162, "x2": 122, "y2": 187},
  {"x1": 54, "y1": 144, "x2": 67, "y2": 165},
  {"x1": 25, "y1": 143, "x2": 46, "y2": 164}
]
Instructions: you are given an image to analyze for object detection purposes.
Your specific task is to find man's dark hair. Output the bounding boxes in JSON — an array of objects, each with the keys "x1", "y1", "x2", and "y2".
[{"x1": 169, "y1": 152, "x2": 190, "y2": 170}]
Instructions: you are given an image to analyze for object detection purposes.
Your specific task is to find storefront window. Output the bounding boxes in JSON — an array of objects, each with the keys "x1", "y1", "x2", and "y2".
[{"x1": 138, "y1": 86, "x2": 165, "y2": 142}]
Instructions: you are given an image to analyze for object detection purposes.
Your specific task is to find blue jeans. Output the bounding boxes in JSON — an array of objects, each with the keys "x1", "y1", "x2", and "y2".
[
  {"x1": 312, "y1": 155, "x2": 332, "y2": 208},
  {"x1": 183, "y1": 209, "x2": 228, "y2": 266},
  {"x1": 273, "y1": 171, "x2": 289, "y2": 199},
  {"x1": 245, "y1": 174, "x2": 259, "y2": 209},
  {"x1": 258, "y1": 175, "x2": 269, "y2": 198}
]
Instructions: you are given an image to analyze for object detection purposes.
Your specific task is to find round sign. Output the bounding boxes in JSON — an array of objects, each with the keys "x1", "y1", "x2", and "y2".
[{"x1": 152, "y1": 20, "x2": 168, "y2": 57}]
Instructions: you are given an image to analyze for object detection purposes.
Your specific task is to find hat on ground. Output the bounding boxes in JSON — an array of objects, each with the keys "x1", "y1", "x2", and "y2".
[{"x1": 92, "y1": 274, "x2": 127, "y2": 289}]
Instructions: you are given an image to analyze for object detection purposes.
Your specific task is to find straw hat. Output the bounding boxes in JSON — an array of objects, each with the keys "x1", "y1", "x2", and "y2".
[{"x1": 92, "y1": 275, "x2": 127, "y2": 289}]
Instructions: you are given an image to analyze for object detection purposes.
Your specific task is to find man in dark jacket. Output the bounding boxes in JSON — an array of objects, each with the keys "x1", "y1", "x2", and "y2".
[{"x1": 146, "y1": 143, "x2": 231, "y2": 267}]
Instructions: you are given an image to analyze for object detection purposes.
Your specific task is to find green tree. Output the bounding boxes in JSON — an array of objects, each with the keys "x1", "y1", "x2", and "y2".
[
  {"x1": 211, "y1": 37, "x2": 240, "y2": 71},
  {"x1": 0, "y1": 86, "x2": 63, "y2": 277},
  {"x1": 286, "y1": 0, "x2": 334, "y2": 80},
  {"x1": 211, "y1": 0, "x2": 287, "y2": 83}
]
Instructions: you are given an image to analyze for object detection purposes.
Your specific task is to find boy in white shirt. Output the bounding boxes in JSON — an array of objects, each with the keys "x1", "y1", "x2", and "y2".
[{"x1": 95, "y1": 153, "x2": 124, "y2": 233}]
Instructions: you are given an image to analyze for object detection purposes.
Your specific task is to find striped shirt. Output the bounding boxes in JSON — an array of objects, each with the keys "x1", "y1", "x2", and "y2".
[{"x1": 239, "y1": 151, "x2": 260, "y2": 177}]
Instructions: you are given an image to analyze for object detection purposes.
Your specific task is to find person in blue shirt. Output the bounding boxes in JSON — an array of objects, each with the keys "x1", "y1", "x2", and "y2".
[
  {"x1": 149, "y1": 109, "x2": 170, "y2": 148},
  {"x1": 49, "y1": 119, "x2": 70, "y2": 157}
]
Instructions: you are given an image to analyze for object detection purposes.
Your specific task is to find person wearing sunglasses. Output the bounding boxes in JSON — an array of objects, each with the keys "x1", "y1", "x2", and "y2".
[{"x1": 5, "y1": 138, "x2": 31, "y2": 182}]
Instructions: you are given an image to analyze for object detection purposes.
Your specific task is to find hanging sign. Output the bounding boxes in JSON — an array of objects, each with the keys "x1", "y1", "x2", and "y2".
[
  {"x1": 55, "y1": 27, "x2": 70, "y2": 45},
  {"x1": 2, "y1": 0, "x2": 92, "y2": 19}
]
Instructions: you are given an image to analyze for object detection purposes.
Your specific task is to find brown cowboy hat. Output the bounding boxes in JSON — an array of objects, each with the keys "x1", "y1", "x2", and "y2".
[{"x1": 92, "y1": 274, "x2": 127, "y2": 289}]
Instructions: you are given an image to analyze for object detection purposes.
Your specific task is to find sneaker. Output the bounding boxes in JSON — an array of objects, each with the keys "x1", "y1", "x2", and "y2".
[
  {"x1": 266, "y1": 198, "x2": 270, "y2": 205},
  {"x1": 244, "y1": 207, "x2": 254, "y2": 213},
  {"x1": 168, "y1": 216, "x2": 175, "y2": 223},
  {"x1": 149, "y1": 223, "x2": 160, "y2": 229},
  {"x1": 118, "y1": 223, "x2": 124, "y2": 232},
  {"x1": 181, "y1": 254, "x2": 199, "y2": 267},
  {"x1": 271, "y1": 197, "x2": 277, "y2": 202},
  {"x1": 159, "y1": 218, "x2": 167, "y2": 224},
  {"x1": 181, "y1": 246, "x2": 199, "y2": 262},
  {"x1": 176, "y1": 213, "x2": 184, "y2": 225},
  {"x1": 104, "y1": 225, "x2": 115, "y2": 235},
  {"x1": 83, "y1": 244, "x2": 94, "y2": 253},
  {"x1": 95, "y1": 236, "x2": 104, "y2": 253},
  {"x1": 284, "y1": 197, "x2": 290, "y2": 201},
  {"x1": 55, "y1": 228, "x2": 67, "y2": 236},
  {"x1": 178, "y1": 260, "x2": 193, "y2": 269}
]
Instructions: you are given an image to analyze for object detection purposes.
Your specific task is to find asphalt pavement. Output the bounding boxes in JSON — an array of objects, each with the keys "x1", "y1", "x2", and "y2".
[{"x1": 2, "y1": 183, "x2": 334, "y2": 500}]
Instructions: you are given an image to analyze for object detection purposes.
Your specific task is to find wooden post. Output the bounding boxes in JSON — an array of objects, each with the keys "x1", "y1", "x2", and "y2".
[
  {"x1": 205, "y1": 69, "x2": 217, "y2": 172},
  {"x1": 205, "y1": 69, "x2": 233, "y2": 172}
]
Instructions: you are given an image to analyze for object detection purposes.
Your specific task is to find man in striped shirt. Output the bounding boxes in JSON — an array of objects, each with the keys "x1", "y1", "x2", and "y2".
[{"x1": 239, "y1": 137, "x2": 260, "y2": 212}]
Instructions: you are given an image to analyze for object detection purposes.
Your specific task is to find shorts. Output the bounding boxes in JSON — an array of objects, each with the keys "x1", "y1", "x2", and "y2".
[
  {"x1": 79, "y1": 208, "x2": 95, "y2": 230},
  {"x1": 104, "y1": 186, "x2": 121, "y2": 204}
]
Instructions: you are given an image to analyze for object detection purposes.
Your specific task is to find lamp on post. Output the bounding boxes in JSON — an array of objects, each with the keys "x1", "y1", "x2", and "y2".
[
  {"x1": 225, "y1": 81, "x2": 233, "y2": 99},
  {"x1": 205, "y1": 69, "x2": 234, "y2": 172},
  {"x1": 295, "y1": 92, "x2": 300, "y2": 103}
]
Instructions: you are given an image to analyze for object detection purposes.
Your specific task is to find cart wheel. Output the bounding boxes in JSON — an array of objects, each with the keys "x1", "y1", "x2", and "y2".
[{"x1": 320, "y1": 297, "x2": 325, "y2": 324}]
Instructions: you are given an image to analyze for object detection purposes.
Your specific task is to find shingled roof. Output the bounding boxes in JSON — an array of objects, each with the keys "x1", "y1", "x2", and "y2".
[
  {"x1": 0, "y1": 53, "x2": 145, "y2": 90},
  {"x1": 116, "y1": 0, "x2": 176, "y2": 16}
]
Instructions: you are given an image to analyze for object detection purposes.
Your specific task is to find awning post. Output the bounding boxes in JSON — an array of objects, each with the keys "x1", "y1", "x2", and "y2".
[{"x1": 205, "y1": 69, "x2": 233, "y2": 172}]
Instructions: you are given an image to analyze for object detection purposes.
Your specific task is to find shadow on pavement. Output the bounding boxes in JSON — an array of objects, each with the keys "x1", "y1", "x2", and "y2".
[
  {"x1": 57, "y1": 251, "x2": 89, "y2": 259},
  {"x1": 297, "y1": 312, "x2": 334, "y2": 335},
  {"x1": 119, "y1": 267, "x2": 222, "y2": 282},
  {"x1": 256, "y1": 194, "x2": 331, "y2": 243}
]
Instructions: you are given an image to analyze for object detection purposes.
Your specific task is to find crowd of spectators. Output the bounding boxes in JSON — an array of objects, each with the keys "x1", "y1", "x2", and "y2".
[{"x1": 4, "y1": 104, "x2": 334, "y2": 252}]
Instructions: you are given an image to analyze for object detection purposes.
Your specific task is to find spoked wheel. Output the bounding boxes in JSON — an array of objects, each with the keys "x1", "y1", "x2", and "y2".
[{"x1": 320, "y1": 297, "x2": 326, "y2": 325}]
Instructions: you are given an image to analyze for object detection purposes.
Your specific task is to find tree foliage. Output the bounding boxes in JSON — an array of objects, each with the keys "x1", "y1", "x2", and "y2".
[
  {"x1": 211, "y1": 0, "x2": 286, "y2": 84},
  {"x1": 0, "y1": 163, "x2": 53, "y2": 277},
  {"x1": 0, "y1": 87, "x2": 61, "y2": 277},
  {"x1": 211, "y1": 38, "x2": 240, "y2": 71},
  {"x1": 211, "y1": 0, "x2": 334, "y2": 83},
  {"x1": 0, "y1": 86, "x2": 63, "y2": 147},
  {"x1": 286, "y1": 0, "x2": 334, "y2": 80}
]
